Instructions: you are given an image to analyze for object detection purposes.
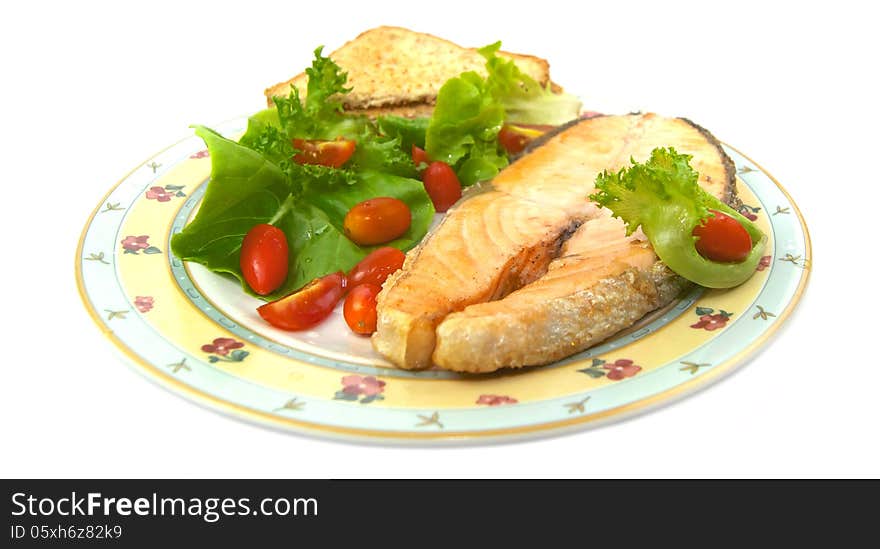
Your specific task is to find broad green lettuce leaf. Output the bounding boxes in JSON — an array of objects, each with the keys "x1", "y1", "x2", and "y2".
[
  {"x1": 307, "y1": 170, "x2": 434, "y2": 248},
  {"x1": 377, "y1": 116, "x2": 429, "y2": 151},
  {"x1": 457, "y1": 139, "x2": 510, "y2": 185},
  {"x1": 170, "y1": 126, "x2": 289, "y2": 287},
  {"x1": 277, "y1": 170, "x2": 433, "y2": 293},
  {"x1": 275, "y1": 201, "x2": 365, "y2": 294},
  {"x1": 425, "y1": 72, "x2": 507, "y2": 185},
  {"x1": 267, "y1": 169, "x2": 435, "y2": 295},
  {"x1": 315, "y1": 115, "x2": 374, "y2": 142}
]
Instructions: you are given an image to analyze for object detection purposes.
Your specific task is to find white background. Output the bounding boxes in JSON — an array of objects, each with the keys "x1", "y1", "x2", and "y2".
[{"x1": 2, "y1": 0, "x2": 877, "y2": 478}]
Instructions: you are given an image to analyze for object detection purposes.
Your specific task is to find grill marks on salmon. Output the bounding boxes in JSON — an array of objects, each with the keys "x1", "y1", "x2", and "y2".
[{"x1": 372, "y1": 113, "x2": 737, "y2": 372}]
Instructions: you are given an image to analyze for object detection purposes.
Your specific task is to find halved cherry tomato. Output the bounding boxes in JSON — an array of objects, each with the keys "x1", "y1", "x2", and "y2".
[
  {"x1": 412, "y1": 144, "x2": 429, "y2": 168},
  {"x1": 422, "y1": 161, "x2": 462, "y2": 213},
  {"x1": 497, "y1": 124, "x2": 548, "y2": 155},
  {"x1": 292, "y1": 138, "x2": 356, "y2": 168},
  {"x1": 343, "y1": 197, "x2": 412, "y2": 246},
  {"x1": 348, "y1": 247, "x2": 406, "y2": 288},
  {"x1": 257, "y1": 272, "x2": 346, "y2": 331},
  {"x1": 343, "y1": 283, "x2": 382, "y2": 335},
  {"x1": 240, "y1": 224, "x2": 288, "y2": 295},
  {"x1": 692, "y1": 209, "x2": 753, "y2": 263}
]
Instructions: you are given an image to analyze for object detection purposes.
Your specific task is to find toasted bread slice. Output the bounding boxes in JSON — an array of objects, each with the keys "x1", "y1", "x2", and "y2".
[{"x1": 264, "y1": 26, "x2": 552, "y2": 114}]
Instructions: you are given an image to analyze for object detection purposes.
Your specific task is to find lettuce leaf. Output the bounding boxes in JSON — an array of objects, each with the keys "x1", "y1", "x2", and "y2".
[
  {"x1": 377, "y1": 116, "x2": 429, "y2": 152},
  {"x1": 348, "y1": 136, "x2": 419, "y2": 178},
  {"x1": 170, "y1": 126, "x2": 290, "y2": 285},
  {"x1": 277, "y1": 171, "x2": 432, "y2": 292},
  {"x1": 425, "y1": 72, "x2": 508, "y2": 185},
  {"x1": 275, "y1": 201, "x2": 366, "y2": 291},
  {"x1": 478, "y1": 42, "x2": 581, "y2": 126},
  {"x1": 591, "y1": 147, "x2": 767, "y2": 288}
]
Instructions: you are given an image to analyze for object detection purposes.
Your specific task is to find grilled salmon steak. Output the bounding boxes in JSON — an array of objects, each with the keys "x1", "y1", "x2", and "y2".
[{"x1": 372, "y1": 113, "x2": 736, "y2": 372}]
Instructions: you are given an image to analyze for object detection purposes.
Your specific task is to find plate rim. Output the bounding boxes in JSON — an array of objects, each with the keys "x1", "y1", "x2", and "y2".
[{"x1": 75, "y1": 129, "x2": 812, "y2": 443}]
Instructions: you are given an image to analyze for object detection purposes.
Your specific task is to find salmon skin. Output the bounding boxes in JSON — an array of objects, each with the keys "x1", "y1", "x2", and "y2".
[{"x1": 373, "y1": 113, "x2": 736, "y2": 372}]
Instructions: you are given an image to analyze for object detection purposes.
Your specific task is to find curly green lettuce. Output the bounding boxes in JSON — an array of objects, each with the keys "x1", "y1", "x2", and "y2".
[{"x1": 590, "y1": 147, "x2": 767, "y2": 288}]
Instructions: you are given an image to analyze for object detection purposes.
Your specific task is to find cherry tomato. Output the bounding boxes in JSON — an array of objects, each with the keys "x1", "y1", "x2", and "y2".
[
  {"x1": 292, "y1": 138, "x2": 356, "y2": 168},
  {"x1": 422, "y1": 161, "x2": 462, "y2": 213},
  {"x1": 343, "y1": 197, "x2": 412, "y2": 246},
  {"x1": 343, "y1": 283, "x2": 382, "y2": 335},
  {"x1": 257, "y1": 272, "x2": 346, "y2": 331},
  {"x1": 692, "y1": 209, "x2": 753, "y2": 263},
  {"x1": 348, "y1": 247, "x2": 406, "y2": 287},
  {"x1": 412, "y1": 144, "x2": 429, "y2": 168},
  {"x1": 240, "y1": 224, "x2": 289, "y2": 295},
  {"x1": 497, "y1": 124, "x2": 548, "y2": 155}
]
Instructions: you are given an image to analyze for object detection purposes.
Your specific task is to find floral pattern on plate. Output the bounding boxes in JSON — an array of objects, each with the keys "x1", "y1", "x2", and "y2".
[
  {"x1": 145, "y1": 184, "x2": 186, "y2": 202},
  {"x1": 476, "y1": 395, "x2": 518, "y2": 406},
  {"x1": 334, "y1": 375, "x2": 386, "y2": 404},
  {"x1": 690, "y1": 307, "x2": 733, "y2": 331},
  {"x1": 202, "y1": 337, "x2": 249, "y2": 364},
  {"x1": 121, "y1": 235, "x2": 161, "y2": 255},
  {"x1": 577, "y1": 358, "x2": 643, "y2": 381}
]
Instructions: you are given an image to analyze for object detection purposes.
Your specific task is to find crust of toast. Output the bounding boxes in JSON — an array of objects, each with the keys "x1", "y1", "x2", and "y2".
[{"x1": 264, "y1": 26, "x2": 552, "y2": 113}]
